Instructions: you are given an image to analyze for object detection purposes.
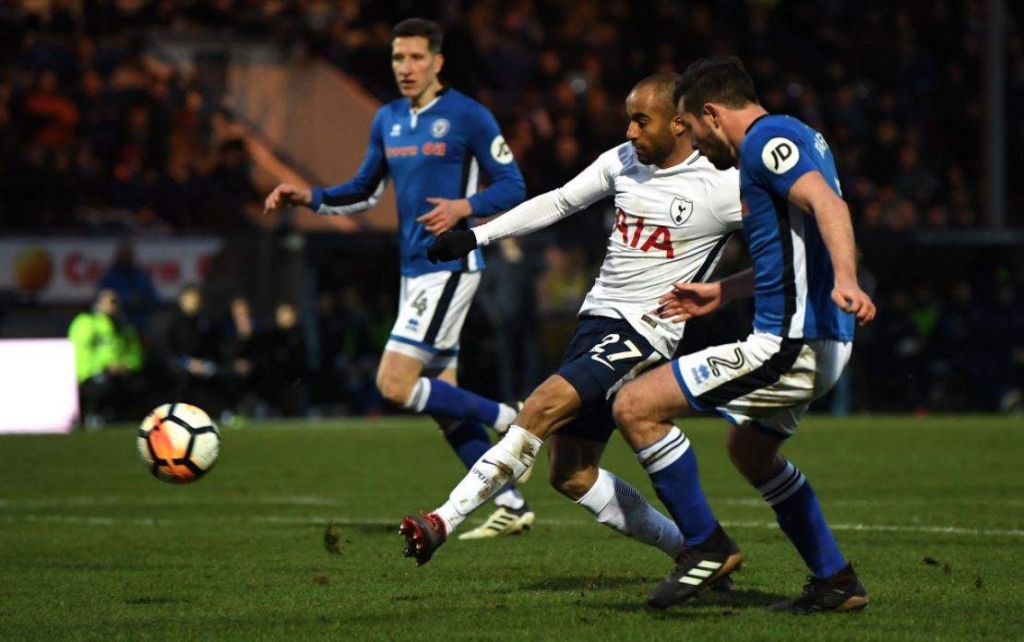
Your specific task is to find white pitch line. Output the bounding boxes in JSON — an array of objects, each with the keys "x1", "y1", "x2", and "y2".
[
  {"x1": 5, "y1": 495, "x2": 1023, "y2": 509},
  {"x1": 248, "y1": 516, "x2": 1024, "y2": 538},
  {"x1": 1, "y1": 513, "x2": 1022, "y2": 538},
  {"x1": 0, "y1": 495, "x2": 346, "y2": 508}
]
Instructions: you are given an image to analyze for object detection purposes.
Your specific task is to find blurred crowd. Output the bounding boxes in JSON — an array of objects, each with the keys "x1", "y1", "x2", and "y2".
[
  {"x1": 859, "y1": 274, "x2": 1024, "y2": 413},
  {"x1": 0, "y1": 1, "x2": 264, "y2": 233},
  {"x1": 4, "y1": 1, "x2": 1021, "y2": 236}
]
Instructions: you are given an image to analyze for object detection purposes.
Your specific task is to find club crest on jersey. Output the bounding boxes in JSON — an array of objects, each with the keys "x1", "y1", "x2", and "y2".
[
  {"x1": 669, "y1": 197, "x2": 694, "y2": 226},
  {"x1": 431, "y1": 118, "x2": 450, "y2": 139}
]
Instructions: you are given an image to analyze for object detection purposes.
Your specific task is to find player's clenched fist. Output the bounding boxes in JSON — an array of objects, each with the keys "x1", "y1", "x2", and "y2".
[
  {"x1": 831, "y1": 280, "x2": 876, "y2": 326},
  {"x1": 264, "y1": 183, "x2": 313, "y2": 215},
  {"x1": 427, "y1": 230, "x2": 478, "y2": 263}
]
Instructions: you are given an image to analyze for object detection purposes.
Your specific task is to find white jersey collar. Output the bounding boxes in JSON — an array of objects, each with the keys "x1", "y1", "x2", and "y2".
[
  {"x1": 647, "y1": 149, "x2": 702, "y2": 176},
  {"x1": 409, "y1": 88, "x2": 446, "y2": 128}
]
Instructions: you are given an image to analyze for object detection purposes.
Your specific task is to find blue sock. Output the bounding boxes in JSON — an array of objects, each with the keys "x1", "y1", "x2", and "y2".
[
  {"x1": 758, "y1": 461, "x2": 847, "y2": 579},
  {"x1": 442, "y1": 421, "x2": 492, "y2": 470},
  {"x1": 408, "y1": 378, "x2": 501, "y2": 425},
  {"x1": 636, "y1": 426, "x2": 718, "y2": 546},
  {"x1": 442, "y1": 422, "x2": 521, "y2": 507}
]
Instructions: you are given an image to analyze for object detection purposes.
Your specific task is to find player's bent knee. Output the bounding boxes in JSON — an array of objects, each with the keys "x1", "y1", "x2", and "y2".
[
  {"x1": 726, "y1": 425, "x2": 782, "y2": 484},
  {"x1": 611, "y1": 383, "x2": 646, "y2": 431},
  {"x1": 548, "y1": 467, "x2": 596, "y2": 501},
  {"x1": 519, "y1": 379, "x2": 577, "y2": 433},
  {"x1": 375, "y1": 370, "x2": 415, "y2": 406}
]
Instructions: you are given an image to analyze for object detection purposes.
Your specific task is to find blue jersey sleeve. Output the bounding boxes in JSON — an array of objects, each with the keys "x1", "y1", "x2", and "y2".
[
  {"x1": 310, "y1": 109, "x2": 389, "y2": 214},
  {"x1": 465, "y1": 106, "x2": 526, "y2": 216},
  {"x1": 744, "y1": 125, "x2": 817, "y2": 198}
]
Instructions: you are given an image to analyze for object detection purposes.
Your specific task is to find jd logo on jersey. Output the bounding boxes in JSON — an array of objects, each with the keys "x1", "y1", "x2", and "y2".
[
  {"x1": 669, "y1": 197, "x2": 694, "y2": 226},
  {"x1": 490, "y1": 135, "x2": 514, "y2": 164},
  {"x1": 762, "y1": 137, "x2": 800, "y2": 174}
]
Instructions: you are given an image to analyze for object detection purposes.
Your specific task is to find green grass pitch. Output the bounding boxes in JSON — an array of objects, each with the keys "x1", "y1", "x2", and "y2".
[{"x1": 1, "y1": 416, "x2": 1022, "y2": 641}]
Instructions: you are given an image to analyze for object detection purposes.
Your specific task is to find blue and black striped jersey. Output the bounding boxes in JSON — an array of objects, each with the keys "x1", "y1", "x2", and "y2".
[
  {"x1": 310, "y1": 87, "x2": 526, "y2": 276},
  {"x1": 739, "y1": 114, "x2": 855, "y2": 342}
]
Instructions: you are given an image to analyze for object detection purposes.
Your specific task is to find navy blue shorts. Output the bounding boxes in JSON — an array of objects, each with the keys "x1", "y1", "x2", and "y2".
[{"x1": 556, "y1": 316, "x2": 664, "y2": 444}]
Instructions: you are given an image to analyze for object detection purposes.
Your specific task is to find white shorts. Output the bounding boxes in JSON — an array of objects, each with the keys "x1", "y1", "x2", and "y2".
[
  {"x1": 673, "y1": 331, "x2": 851, "y2": 437},
  {"x1": 385, "y1": 271, "x2": 481, "y2": 371}
]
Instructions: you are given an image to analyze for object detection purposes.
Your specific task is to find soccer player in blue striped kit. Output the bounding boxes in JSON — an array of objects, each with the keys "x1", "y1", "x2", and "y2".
[
  {"x1": 613, "y1": 57, "x2": 877, "y2": 611},
  {"x1": 264, "y1": 18, "x2": 535, "y2": 538}
]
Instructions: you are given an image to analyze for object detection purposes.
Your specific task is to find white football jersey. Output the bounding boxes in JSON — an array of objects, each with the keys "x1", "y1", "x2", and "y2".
[{"x1": 474, "y1": 142, "x2": 742, "y2": 357}]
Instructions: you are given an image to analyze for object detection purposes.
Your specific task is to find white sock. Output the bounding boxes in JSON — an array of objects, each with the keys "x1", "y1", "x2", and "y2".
[
  {"x1": 493, "y1": 403, "x2": 518, "y2": 434},
  {"x1": 577, "y1": 468, "x2": 685, "y2": 558},
  {"x1": 403, "y1": 378, "x2": 430, "y2": 412},
  {"x1": 434, "y1": 425, "x2": 542, "y2": 534}
]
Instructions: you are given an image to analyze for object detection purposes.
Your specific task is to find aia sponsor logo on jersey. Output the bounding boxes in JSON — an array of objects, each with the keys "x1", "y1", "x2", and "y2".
[{"x1": 614, "y1": 208, "x2": 674, "y2": 258}]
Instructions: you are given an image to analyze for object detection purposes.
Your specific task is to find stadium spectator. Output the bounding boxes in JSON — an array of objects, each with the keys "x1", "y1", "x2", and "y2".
[
  {"x1": 218, "y1": 296, "x2": 257, "y2": 416},
  {"x1": 158, "y1": 284, "x2": 224, "y2": 416},
  {"x1": 68, "y1": 288, "x2": 144, "y2": 427},
  {"x1": 253, "y1": 302, "x2": 309, "y2": 417},
  {"x1": 205, "y1": 137, "x2": 260, "y2": 231},
  {"x1": 97, "y1": 241, "x2": 159, "y2": 335}
]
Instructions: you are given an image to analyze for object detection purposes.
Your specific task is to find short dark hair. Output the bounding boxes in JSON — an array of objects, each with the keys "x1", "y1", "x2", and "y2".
[
  {"x1": 674, "y1": 57, "x2": 758, "y2": 115},
  {"x1": 392, "y1": 18, "x2": 443, "y2": 54}
]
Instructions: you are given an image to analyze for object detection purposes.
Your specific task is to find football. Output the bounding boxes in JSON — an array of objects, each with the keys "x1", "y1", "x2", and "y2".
[{"x1": 136, "y1": 403, "x2": 220, "y2": 484}]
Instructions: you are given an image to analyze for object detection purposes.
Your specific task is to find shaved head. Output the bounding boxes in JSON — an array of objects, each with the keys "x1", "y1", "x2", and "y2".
[
  {"x1": 625, "y1": 71, "x2": 688, "y2": 167},
  {"x1": 631, "y1": 72, "x2": 682, "y2": 116}
]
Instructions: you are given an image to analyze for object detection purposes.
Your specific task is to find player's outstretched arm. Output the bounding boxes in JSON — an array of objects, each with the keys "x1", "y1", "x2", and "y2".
[
  {"x1": 426, "y1": 180, "x2": 598, "y2": 263},
  {"x1": 788, "y1": 172, "x2": 876, "y2": 326},
  {"x1": 657, "y1": 269, "x2": 755, "y2": 323},
  {"x1": 264, "y1": 183, "x2": 312, "y2": 215},
  {"x1": 473, "y1": 149, "x2": 617, "y2": 247},
  {"x1": 303, "y1": 109, "x2": 389, "y2": 217},
  {"x1": 427, "y1": 144, "x2": 620, "y2": 263}
]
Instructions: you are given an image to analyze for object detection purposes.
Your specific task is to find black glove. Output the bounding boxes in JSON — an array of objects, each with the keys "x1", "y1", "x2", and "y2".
[{"x1": 427, "y1": 230, "x2": 478, "y2": 263}]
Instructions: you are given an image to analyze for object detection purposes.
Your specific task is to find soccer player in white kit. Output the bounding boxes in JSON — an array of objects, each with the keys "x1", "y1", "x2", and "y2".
[{"x1": 400, "y1": 73, "x2": 745, "y2": 569}]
